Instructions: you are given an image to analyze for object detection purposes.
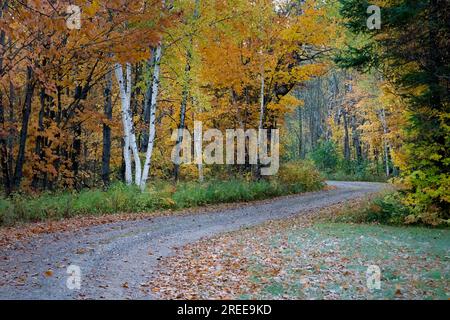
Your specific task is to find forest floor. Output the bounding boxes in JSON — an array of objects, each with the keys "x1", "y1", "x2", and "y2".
[{"x1": 1, "y1": 181, "x2": 447, "y2": 300}]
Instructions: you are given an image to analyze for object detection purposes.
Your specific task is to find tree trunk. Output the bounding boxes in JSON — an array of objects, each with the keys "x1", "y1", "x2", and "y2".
[
  {"x1": 0, "y1": 91, "x2": 11, "y2": 194},
  {"x1": 142, "y1": 47, "x2": 157, "y2": 153},
  {"x1": 297, "y1": 107, "x2": 303, "y2": 159},
  {"x1": 7, "y1": 81, "x2": 15, "y2": 179},
  {"x1": 256, "y1": 57, "x2": 265, "y2": 179},
  {"x1": 342, "y1": 109, "x2": 350, "y2": 161},
  {"x1": 102, "y1": 68, "x2": 113, "y2": 186},
  {"x1": 71, "y1": 122, "x2": 82, "y2": 188},
  {"x1": 0, "y1": 0, "x2": 11, "y2": 194},
  {"x1": 140, "y1": 45, "x2": 162, "y2": 191},
  {"x1": 13, "y1": 66, "x2": 35, "y2": 189},
  {"x1": 174, "y1": 0, "x2": 199, "y2": 182},
  {"x1": 351, "y1": 115, "x2": 362, "y2": 162},
  {"x1": 173, "y1": 51, "x2": 191, "y2": 181},
  {"x1": 379, "y1": 108, "x2": 390, "y2": 176},
  {"x1": 115, "y1": 63, "x2": 133, "y2": 185},
  {"x1": 125, "y1": 63, "x2": 142, "y2": 186}
]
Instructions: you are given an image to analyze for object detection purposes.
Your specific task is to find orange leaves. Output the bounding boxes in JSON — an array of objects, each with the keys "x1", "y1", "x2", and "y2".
[
  {"x1": 1, "y1": 0, "x2": 336, "y2": 192},
  {"x1": 191, "y1": 0, "x2": 334, "y2": 138},
  {"x1": 44, "y1": 269, "x2": 54, "y2": 277}
]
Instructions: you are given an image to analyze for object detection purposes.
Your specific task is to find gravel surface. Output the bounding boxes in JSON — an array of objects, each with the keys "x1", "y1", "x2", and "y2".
[{"x1": 0, "y1": 181, "x2": 387, "y2": 300}]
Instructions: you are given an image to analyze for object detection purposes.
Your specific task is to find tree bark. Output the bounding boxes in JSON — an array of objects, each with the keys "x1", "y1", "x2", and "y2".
[
  {"x1": 0, "y1": 0, "x2": 11, "y2": 194},
  {"x1": 115, "y1": 63, "x2": 133, "y2": 185},
  {"x1": 342, "y1": 109, "x2": 350, "y2": 161},
  {"x1": 173, "y1": 50, "x2": 191, "y2": 181},
  {"x1": 140, "y1": 45, "x2": 162, "y2": 191},
  {"x1": 142, "y1": 47, "x2": 157, "y2": 153},
  {"x1": 0, "y1": 91, "x2": 11, "y2": 194},
  {"x1": 13, "y1": 66, "x2": 35, "y2": 189},
  {"x1": 297, "y1": 106, "x2": 304, "y2": 159},
  {"x1": 102, "y1": 68, "x2": 113, "y2": 186},
  {"x1": 379, "y1": 107, "x2": 390, "y2": 176},
  {"x1": 256, "y1": 54, "x2": 266, "y2": 179}
]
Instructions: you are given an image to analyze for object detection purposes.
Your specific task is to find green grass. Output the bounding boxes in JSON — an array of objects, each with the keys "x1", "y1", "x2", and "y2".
[
  {"x1": 244, "y1": 223, "x2": 450, "y2": 300},
  {"x1": 0, "y1": 177, "x2": 325, "y2": 227}
]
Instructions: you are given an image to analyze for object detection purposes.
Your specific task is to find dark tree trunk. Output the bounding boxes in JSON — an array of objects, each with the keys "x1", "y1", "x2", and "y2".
[
  {"x1": 174, "y1": 1, "x2": 200, "y2": 181},
  {"x1": 174, "y1": 45, "x2": 193, "y2": 181},
  {"x1": 7, "y1": 81, "x2": 14, "y2": 179},
  {"x1": 0, "y1": 0, "x2": 11, "y2": 194},
  {"x1": 342, "y1": 110, "x2": 350, "y2": 161},
  {"x1": 33, "y1": 87, "x2": 51, "y2": 190},
  {"x1": 351, "y1": 115, "x2": 362, "y2": 162},
  {"x1": 0, "y1": 91, "x2": 12, "y2": 195},
  {"x1": 297, "y1": 107, "x2": 304, "y2": 159},
  {"x1": 13, "y1": 66, "x2": 35, "y2": 189},
  {"x1": 102, "y1": 69, "x2": 113, "y2": 186},
  {"x1": 72, "y1": 122, "x2": 82, "y2": 188}
]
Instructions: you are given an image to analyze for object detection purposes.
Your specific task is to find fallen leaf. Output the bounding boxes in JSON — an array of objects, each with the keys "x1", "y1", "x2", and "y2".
[{"x1": 44, "y1": 270, "x2": 53, "y2": 277}]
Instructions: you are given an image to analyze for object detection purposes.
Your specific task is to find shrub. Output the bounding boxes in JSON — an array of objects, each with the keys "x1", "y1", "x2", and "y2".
[
  {"x1": 365, "y1": 193, "x2": 413, "y2": 225},
  {"x1": 334, "y1": 192, "x2": 448, "y2": 227},
  {"x1": 277, "y1": 161, "x2": 325, "y2": 192},
  {"x1": 309, "y1": 141, "x2": 339, "y2": 173}
]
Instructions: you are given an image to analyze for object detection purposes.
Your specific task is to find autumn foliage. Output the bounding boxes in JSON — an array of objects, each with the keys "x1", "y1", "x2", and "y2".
[{"x1": 0, "y1": 0, "x2": 448, "y2": 224}]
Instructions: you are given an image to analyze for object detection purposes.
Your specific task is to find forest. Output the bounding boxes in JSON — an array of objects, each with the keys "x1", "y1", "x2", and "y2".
[
  {"x1": 0, "y1": 0, "x2": 448, "y2": 226},
  {"x1": 0, "y1": 0, "x2": 449, "y2": 302}
]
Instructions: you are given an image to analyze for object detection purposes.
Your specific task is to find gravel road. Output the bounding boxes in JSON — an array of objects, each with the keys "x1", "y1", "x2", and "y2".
[{"x1": 0, "y1": 181, "x2": 387, "y2": 300}]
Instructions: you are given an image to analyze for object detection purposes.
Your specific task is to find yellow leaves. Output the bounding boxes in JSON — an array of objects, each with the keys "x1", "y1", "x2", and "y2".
[
  {"x1": 162, "y1": 198, "x2": 176, "y2": 207},
  {"x1": 268, "y1": 95, "x2": 302, "y2": 113},
  {"x1": 290, "y1": 64, "x2": 327, "y2": 82},
  {"x1": 84, "y1": 0, "x2": 100, "y2": 17}
]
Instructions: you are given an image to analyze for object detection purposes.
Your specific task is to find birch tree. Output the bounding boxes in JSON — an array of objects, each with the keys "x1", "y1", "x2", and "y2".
[
  {"x1": 140, "y1": 45, "x2": 162, "y2": 191},
  {"x1": 115, "y1": 63, "x2": 142, "y2": 186}
]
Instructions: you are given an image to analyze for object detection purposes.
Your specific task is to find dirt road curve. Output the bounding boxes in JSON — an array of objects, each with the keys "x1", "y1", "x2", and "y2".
[{"x1": 0, "y1": 181, "x2": 387, "y2": 300}]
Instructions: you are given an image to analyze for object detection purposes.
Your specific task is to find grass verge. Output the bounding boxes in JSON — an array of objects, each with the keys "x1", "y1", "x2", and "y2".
[{"x1": 0, "y1": 170, "x2": 324, "y2": 227}]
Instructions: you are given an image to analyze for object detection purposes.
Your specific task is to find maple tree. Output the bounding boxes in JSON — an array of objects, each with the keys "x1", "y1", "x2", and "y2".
[{"x1": 0, "y1": 0, "x2": 166, "y2": 193}]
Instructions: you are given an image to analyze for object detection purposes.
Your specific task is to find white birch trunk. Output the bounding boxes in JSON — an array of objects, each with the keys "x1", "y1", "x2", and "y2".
[
  {"x1": 140, "y1": 45, "x2": 162, "y2": 191},
  {"x1": 125, "y1": 63, "x2": 142, "y2": 185},
  {"x1": 115, "y1": 63, "x2": 142, "y2": 186},
  {"x1": 115, "y1": 64, "x2": 132, "y2": 185}
]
